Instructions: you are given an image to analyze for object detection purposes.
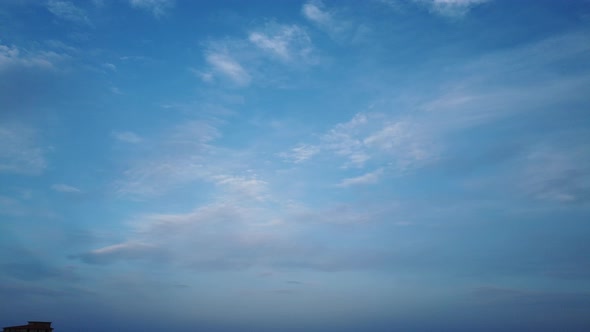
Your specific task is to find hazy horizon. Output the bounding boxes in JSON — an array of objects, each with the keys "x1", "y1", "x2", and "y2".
[{"x1": 1, "y1": 0, "x2": 590, "y2": 331}]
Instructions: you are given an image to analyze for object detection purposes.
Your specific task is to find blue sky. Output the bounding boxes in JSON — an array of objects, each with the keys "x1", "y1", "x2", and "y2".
[{"x1": 1, "y1": 0, "x2": 590, "y2": 331}]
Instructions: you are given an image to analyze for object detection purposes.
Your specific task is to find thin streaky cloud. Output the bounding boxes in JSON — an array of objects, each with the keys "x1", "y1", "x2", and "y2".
[
  {"x1": 77, "y1": 242, "x2": 163, "y2": 264},
  {"x1": 211, "y1": 174, "x2": 269, "y2": 202},
  {"x1": 205, "y1": 52, "x2": 251, "y2": 86},
  {"x1": 51, "y1": 184, "x2": 82, "y2": 193},
  {"x1": 337, "y1": 168, "x2": 384, "y2": 187},
  {"x1": 280, "y1": 144, "x2": 320, "y2": 164}
]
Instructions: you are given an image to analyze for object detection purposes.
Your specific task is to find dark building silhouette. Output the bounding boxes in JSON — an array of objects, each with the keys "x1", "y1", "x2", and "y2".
[{"x1": 3, "y1": 321, "x2": 53, "y2": 332}]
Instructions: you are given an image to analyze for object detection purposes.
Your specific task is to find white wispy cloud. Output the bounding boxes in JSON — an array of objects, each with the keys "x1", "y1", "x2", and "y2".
[
  {"x1": 112, "y1": 131, "x2": 142, "y2": 144},
  {"x1": 128, "y1": 0, "x2": 174, "y2": 18},
  {"x1": 0, "y1": 123, "x2": 47, "y2": 175},
  {"x1": 0, "y1": 44, "x2": 67, "y2": 72},
  {"x1": 211, "y1": 174, "x2": 269, "y2": 201},
  {"x1": 283, "y1": 30, "x2": 590, "y2": 175},
  {"x1": 363, "y1": 121, "x2": 435, "y2": 168},
  {"x1": 79, "y1": 200, "x2": 286, "y2": 267},
  {"x1": 302, "y1": 1, "x2": 333, "y2": 28},
  {"x1": 279, "y1": 144, "x2": 321, "y2": 164},
  {"x1": 460, "y1": 30, "x2": 590, "y2": 81},
  {"x1": 102, "y1": 63, "x2": 116, "y2": 71},
  {"x1": 320, "y1": 113, "x2": 373, "y2": 168},
  {"x1": 197, "y1": 23, "x2": 319, "y2": 88},
  {"x1": 102, "y1": 27, "x2": 590, "y2": 278},
  {"x1": 51, "y1": 184, "x2": 82, "y2": 193},
  {"x1": 135, "y1": 202, "x2": 257, "y2": 234},
  {"x1": 301, "y1": 0, "x2": 359, "y2": 41},
  {"x1": 249, "y1": 24, "x2": 315, "y2": 63},
  {"x1": 205, "y1": 52, "x2": 251, "y2": 86},
  {"x1": 310, "y1": 112, "x2": 437, "y2": 169},
  {"x1": 337, "y1": 168, "x2": 384, "y2": 187},
  {"x1": 417, "y1": 32, "x2": 590, "y2": 129},
  {"x1": 415, "y1": 0, "x2": 489, "y2": 17},
  {"x1": 46, "y1": 0, "x2": 91, "y2": 25}
]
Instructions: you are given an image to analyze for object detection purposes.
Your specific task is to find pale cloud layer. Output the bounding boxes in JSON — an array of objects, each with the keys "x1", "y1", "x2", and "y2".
[
  {"x1": 78, "y1": 198, "x2": 392, "y2": 270},
  {"x1": 0, "y1": 123, "x2": 47, "y2": 175},
  {"x1": 2, "y1": 1, "x2": 589, "y2": 331}
]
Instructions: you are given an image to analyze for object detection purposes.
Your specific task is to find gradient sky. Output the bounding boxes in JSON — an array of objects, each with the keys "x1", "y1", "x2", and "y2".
[{"x1": 1, "y1": 0, "x2": 590, "y2": 331}]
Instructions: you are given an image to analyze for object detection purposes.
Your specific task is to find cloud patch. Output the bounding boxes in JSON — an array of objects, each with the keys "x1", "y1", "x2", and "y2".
[
  {"x1": 46, "y1": 0, "x2": 91, "y2": 25},
  {"x1": 279, "y1": 144, "x2": 320, "y2": 164},
  {"x1": 337, "y1": 168, "x2": 383, "y2": 187},
  {"x1": 302, "y1": 1, "x2": 335, "y2": 30},
  {"x1": 416, "y1": 0, "x2": 489, "y2": 17},
  {"x1": 285, "y1": 112, "x2": 438, "y2": 170},
  {"x1": 301, "y1": 0, "x2": 368, "y2": 43},
  {"x1": 0, "y1": 44, "x2": 67, "y2": 72},
  {"x1": 129, "y1": 0, "x2": 174, "y2": 18},
  {"x1": 249, "y1": 24, "x2": 315, "y2": 63},
  {"x1": 205, "y1": 52, "x2": 251, "y2": 86}
]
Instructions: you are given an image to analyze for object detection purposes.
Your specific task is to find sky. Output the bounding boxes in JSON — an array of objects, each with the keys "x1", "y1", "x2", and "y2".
[{"x1": 1, "y1": 0, "x2": 590, "y2": 331}]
